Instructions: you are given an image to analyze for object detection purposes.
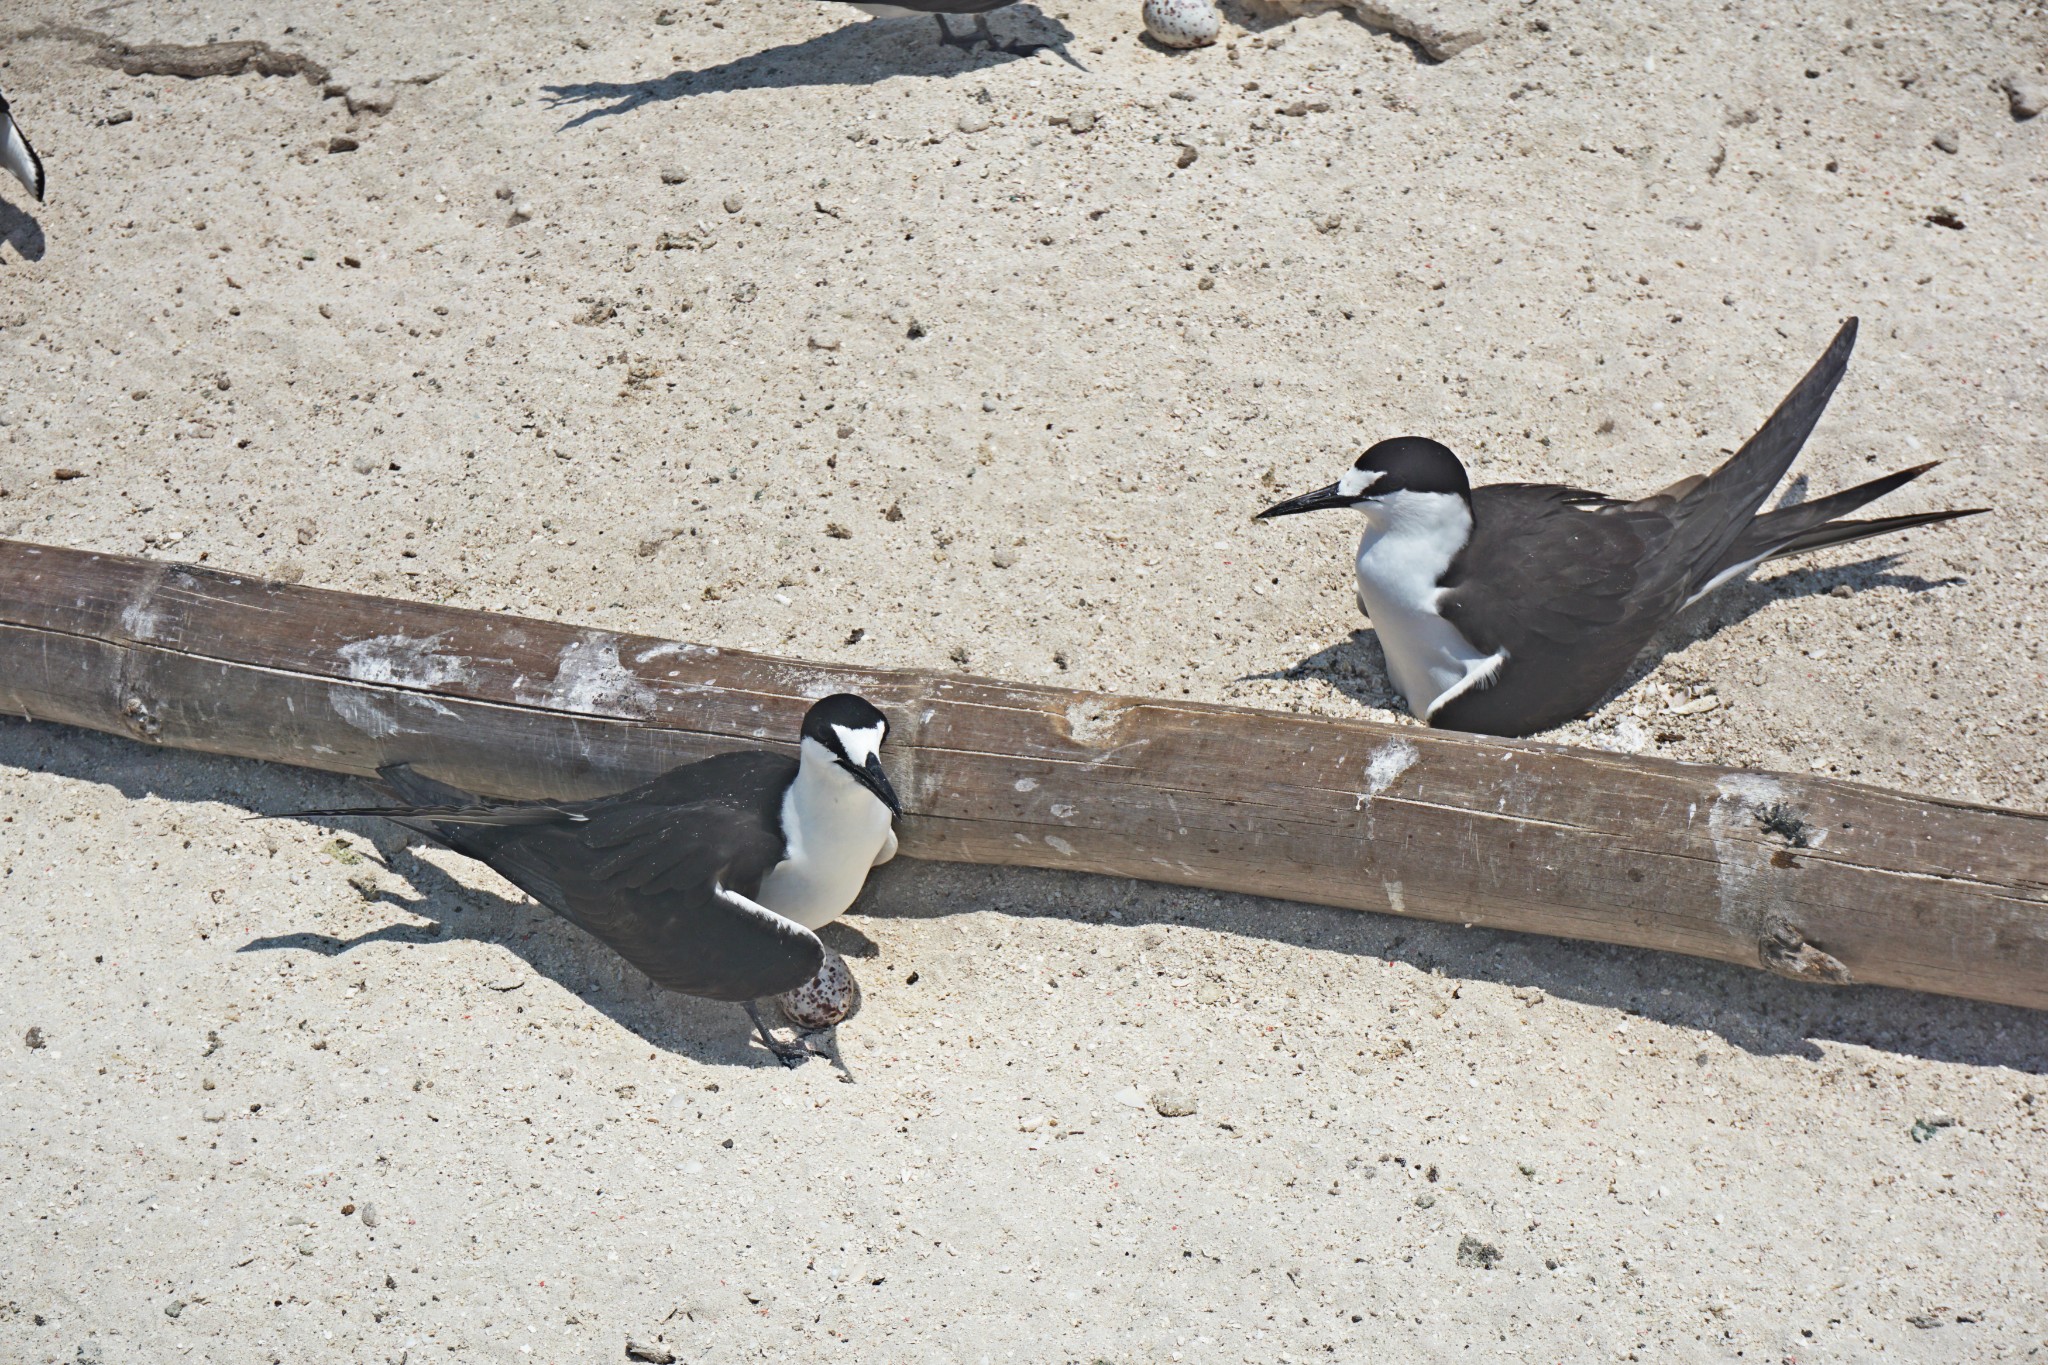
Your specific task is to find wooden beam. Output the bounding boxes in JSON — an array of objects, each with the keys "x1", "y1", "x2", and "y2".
[{"x1": 2, "y1": 537, "x2": 2044, "y2": 1009}]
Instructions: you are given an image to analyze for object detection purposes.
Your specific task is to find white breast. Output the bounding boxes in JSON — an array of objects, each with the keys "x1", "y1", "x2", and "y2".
[
  {"x1": 1351, "y1": 490, "x2": 1506, "y2": 719},
  {"x1": 755, "y1": 742, "x2": 896, "y2": 931}
]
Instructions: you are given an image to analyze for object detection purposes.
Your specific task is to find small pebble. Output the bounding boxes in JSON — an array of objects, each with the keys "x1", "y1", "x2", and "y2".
[
  {"x1": 659, "y1": 167, "x2": 689, "y2": 184},
  {"x1": 164, "y1": 1301, "x2": 184, "y2": 1319},
  {"x1": 327, "y1": 135, "x2": 359, "y2": 154},
  {"x1": 626, "y1": 1343, "x2": 677, "y2": 1365},
  {"x1": 1174, "y1": 145, "x2": 1198, "y2": 169},
  {"x1": 509, "y1": 202, "x2": 535, "y2": 224},
  {"x1": 24, "y1": 1025, "x2": 45, "y2": 1049},
  {"x1": 1931, "y1": 129, "x2": 1959, "y2": 154},
  {"x1": 297, "y1": 1240, "x2": 315, "y2": 1256},
  {"x1": 722, "y1": 193, "x2": 744, "y2": 214},
  {"x1": 991, "y1": 544, "x2": 1018, "y2": 569},
  {"x1": 360, "y1": 1201, "x2": 380, "y2": 1227},
  {"x1": 1456, "y1": 1235, "x2": 1502, "y2": 1269},
  {"x1": 1067, "y1": 108, "x2": 1096, "y2": 134},
  {"x1": 104, "y1": 109, "x2": 134, "y2": 126},
  {"x1": 1910, "y1": 1112, "x2": 1956, "y2": 1142},
  {"x1": 1143, "y1": 0, "x2": 1221, "y2": 49},
  {"x1": 1151, "y1": 1089, "x2": 1197, "y2": 1117},
  {"x1": 2001, "y1": 74, "x2": 2045, "y2": 119},
  {"x1": 956, "y1": 113, "x2": 992, "y2": 134}
]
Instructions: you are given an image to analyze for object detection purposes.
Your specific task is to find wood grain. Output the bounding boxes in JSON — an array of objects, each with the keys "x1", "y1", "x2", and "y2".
[{"x1": 3, "y1": 537, "x2": 2044, "y2": 1008}]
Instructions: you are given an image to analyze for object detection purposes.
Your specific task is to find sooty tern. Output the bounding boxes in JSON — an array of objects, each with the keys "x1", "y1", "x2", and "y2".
[
  {"x1": 1, "y1": 91, "x2": 45, "y2": 202},
  {"x1": 818, "y1": 0, "x2": 1042, "y2": 56},
  {"x1": 1256, "y1": 318, "x2": 1987, "y2": 737},
  {"x1": 272, "y1": 694, "x2": 902, "y2": 1066}
]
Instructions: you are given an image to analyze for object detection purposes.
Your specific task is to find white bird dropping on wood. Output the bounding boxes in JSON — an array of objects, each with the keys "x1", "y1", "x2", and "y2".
[
  {"x1": 778, "y1": 947, "x2": 863, "y2": 1030},
  {"x1": 1143, "y1": 0, "x2": 1220, "y2": 48}
]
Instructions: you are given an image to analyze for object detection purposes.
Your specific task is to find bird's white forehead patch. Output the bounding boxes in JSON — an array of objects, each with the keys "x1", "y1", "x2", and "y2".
[
  {"x1": 830, "y1": 721, "x2": 886, "y2": 766},
  {"x1": 1338, "y1": 467, "x2": 1385, "y2": 499}
]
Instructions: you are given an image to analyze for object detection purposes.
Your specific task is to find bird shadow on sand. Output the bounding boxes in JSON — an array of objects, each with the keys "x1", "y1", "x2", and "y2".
[
  {"x1": 1259, "y1": 551, "x2": 1965, "y2": 717},
  {"x1": 4, "y1": 714, "x2": 2040, "y2": 1077},
  {"x1": 542, "y1": 10, "x2": 1079, "y2": 127},
  {"x1": 0, "y1": 196, "x2": 47, "y2": 262},
  {"x1": 231, "y1": 829, "x2": 801, "y2": 1069}
]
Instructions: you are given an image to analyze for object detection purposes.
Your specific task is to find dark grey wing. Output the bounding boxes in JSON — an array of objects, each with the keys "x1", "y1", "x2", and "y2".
[
  {"x1": 1431, "y1": 485, "x2": 1687, "y2": 736},
  {"x1": 384, "y1": 755, "x2": 820, "y2": 1002},
  {"x1": 1658, "y1": 318, "x2": 1857, "y2": 574},
  {"x1": 1696, "y1": 462, "x2": 1986, "y2": 598},
  {"x1": 0, "y1": 93, "x2": 45, "y2": 202}
]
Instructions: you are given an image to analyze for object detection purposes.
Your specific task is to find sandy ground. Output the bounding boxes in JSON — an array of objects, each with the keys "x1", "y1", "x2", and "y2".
[{"x1": 2, "y1": 0, "x2": 2046, "y2": 1359}]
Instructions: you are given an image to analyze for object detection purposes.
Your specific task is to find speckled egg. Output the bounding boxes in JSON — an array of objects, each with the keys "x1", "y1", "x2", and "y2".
[
  {"x1": 777, "y1": 947, "x2": 863, "y2": 1030},
  {"x1": 1143, "y1": 0, "x2": 1220, "y2": 48}
]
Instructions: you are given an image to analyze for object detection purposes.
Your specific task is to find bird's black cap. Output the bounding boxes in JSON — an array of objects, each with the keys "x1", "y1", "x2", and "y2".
[
  {"x1": 1256, "y1": 437, "x2": 1470, "y2": 519},
  {"x1": 1351, "y1": 437, "x2": 1470, "y2": 499},
  {"x1": 801, "y1": 694, "x2": 901, "y2": 816}
]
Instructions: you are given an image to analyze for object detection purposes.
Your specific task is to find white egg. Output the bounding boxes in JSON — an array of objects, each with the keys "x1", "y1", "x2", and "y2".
[
  {"x1": 777, "y1": 947, "x2": 863, "y2": 1030},
  {"x1": 1143, "y1": 0, "x2": 1221, "y2": 48}
]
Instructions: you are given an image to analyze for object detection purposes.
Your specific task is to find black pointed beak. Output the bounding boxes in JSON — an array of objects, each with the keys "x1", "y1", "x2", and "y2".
[
  {"x1": 1254, "y1": 482, "x2": 1351, "y2": 520},
  {"x1": 855, "y1": 755, "x2": 903, "y2": 818}
]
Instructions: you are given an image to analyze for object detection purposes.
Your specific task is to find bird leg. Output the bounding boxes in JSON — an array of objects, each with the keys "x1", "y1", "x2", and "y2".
[{"x1": 742, "y1": 1000, "x2": 814, "y2": 1068}]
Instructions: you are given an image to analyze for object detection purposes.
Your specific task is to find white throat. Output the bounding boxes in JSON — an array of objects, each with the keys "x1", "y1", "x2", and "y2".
[
  {"x1": 756, "y1": 736, "x2": 898, "y2": 930},
  {"x1": 1350, "y1": 489, "x2": 1506, "y2": 719}
]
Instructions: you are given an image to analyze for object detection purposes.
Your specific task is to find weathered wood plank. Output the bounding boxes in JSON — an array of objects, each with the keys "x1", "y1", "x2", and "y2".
[{"x1": 2, "y1": 537, "x2": 2044, "y2": 1008}]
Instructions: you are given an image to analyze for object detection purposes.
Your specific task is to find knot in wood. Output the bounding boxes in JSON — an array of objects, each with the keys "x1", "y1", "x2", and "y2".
[
  {"x1": 120, "y1": 696, "x2": 162, "y2": 739},
  {"x1": 1758, "y1": 915, "x2": 1850, "y2": 984}
]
